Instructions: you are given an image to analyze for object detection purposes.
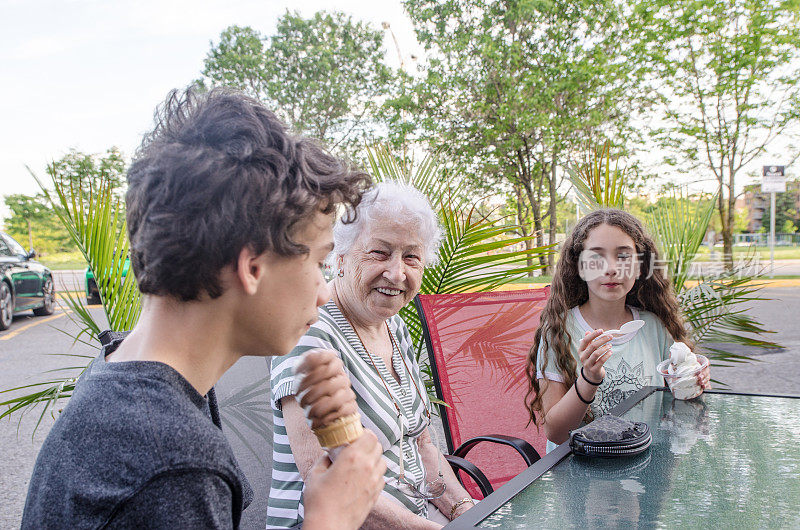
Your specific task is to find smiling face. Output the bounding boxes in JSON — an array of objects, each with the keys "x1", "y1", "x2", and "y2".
[
  {"x1": 336, "y1": 218, "x2": 425, "y2": 326},
  {"x1": 579, "y1": 223, "x2": 640, "y2": 305}
]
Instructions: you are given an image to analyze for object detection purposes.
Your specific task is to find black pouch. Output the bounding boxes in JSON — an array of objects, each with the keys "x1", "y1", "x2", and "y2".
[{"x1": 569, "y1": 414, "x2": 651, "y2": 458}]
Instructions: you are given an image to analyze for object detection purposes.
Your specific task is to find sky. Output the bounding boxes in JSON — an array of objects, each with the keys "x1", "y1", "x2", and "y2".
[{"x1": 0, "y1": 0, "x2": 421, "y2": 221}]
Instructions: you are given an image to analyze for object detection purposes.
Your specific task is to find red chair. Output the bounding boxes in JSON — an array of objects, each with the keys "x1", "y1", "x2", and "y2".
[{"x1": 414, "y1": 287, "x2": 550, "y2": 498}]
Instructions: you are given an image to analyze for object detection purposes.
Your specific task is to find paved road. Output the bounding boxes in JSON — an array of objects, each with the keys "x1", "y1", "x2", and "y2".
[
  {"x1": 768, "y1": 258, "x2": 800, "y2": 276},
  {"x1": 683, "y1": 258, "x2": 800, "y2": 277},
  {"x1": 0, "y1": 306, "x2": 102, "y2": 529},
  {"x1": 52, "y1": 270, "x2": 85, "y2": 294},
  {"x1": 1, "y1": 287, "x2": 798, "y2": 528},
  {"x1": 711, "y1": 287, "x2": 800, "y2": 394}
]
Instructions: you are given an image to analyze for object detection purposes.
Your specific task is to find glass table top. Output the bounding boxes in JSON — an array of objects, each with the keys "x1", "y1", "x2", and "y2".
[{"x1": 478, "y1": 391, "x2": 800, "y2": 529}]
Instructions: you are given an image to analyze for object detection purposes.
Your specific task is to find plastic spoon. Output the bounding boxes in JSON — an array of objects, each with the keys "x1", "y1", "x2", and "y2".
[{"x1": 602, "y1": 319, "x2": 645, "y2": 338}]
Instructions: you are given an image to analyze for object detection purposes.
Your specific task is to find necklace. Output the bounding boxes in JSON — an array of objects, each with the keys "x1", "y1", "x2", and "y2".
[
  {"x1": 334, "y1": 299, "x2": 445, "y2": 500},
  {"x1": 361, "y1": 324, "x2": 429, "y2": 420}
]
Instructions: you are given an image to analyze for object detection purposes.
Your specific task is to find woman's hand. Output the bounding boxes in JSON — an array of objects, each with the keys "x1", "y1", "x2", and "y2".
[
  {"x1": 416, "y1": 428, "x2": 475, "y2": 524},
  {"x1": 578, "y1": 329, "x2": 613, "y2": 383},
  {"x1": 450, "y1": 500, "x2": 475, "y2": 520},
  {"x1": 696, "y1": 363, "x2": 711, "y2": 390}
]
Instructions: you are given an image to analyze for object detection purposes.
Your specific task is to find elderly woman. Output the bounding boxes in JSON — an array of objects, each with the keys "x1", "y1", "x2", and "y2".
[{"x1": 267, "y1": 181, "x2": 476, "y2": 529}]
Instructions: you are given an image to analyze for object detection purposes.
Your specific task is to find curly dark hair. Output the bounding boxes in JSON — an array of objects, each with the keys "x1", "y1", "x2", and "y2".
[
  {"x1": 525, "y1": 208, "x2": 690, "y2": 427},
  {"x1": 126, "y1": 87, "x2": 371, "y2": 301}
]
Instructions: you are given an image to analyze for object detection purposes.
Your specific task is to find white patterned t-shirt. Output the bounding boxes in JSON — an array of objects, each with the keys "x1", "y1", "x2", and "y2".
[{"x1": 536, "y1": 306, "x2": 674, "y2": 417}]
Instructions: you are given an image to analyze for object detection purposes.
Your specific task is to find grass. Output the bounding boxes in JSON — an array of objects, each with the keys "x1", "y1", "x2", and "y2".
[
  {"x1": 38, "y1": 251, "x2": 87, "y2": 270},
  {"x1": 511, "y1": 275, "x2": 553, "y2": 284}
]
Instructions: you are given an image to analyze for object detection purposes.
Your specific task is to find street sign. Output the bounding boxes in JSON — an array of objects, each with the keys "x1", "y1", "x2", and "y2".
[
  {"x1": 761, "y1": 165, "x2": 785, "y2": 278},
  {"x1": 761, "y1": 165, "x2": 786, "y2": 193}
]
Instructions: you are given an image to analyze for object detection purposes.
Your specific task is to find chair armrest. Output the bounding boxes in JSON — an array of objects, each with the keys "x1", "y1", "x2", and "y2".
[
  {"x1": 444, "y1": 455, "x2": 493, "y2": 499},
  {"x1": 453, "y1": 434, "x2": 541, "y2": 466}
]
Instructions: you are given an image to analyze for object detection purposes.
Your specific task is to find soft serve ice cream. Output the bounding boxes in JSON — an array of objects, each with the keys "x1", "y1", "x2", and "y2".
[{"x1": 660, "y1": 342, "x2": 704, "y2": 400}]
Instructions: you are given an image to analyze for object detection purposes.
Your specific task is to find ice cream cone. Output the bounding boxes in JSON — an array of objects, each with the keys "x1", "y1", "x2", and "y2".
[{"x1": 312, "y1": 412, "x2": 364, "y2": 449}]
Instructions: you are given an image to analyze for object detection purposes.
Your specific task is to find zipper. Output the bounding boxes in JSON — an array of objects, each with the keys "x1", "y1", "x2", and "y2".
[{"x1": 577, "y1": 437, "x2": 652, "y2": 456}]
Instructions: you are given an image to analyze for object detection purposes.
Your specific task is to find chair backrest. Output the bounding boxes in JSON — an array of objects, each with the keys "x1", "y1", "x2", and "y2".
[{"x1": 415, "y1": 287, "x2": 550, "y2": 497}]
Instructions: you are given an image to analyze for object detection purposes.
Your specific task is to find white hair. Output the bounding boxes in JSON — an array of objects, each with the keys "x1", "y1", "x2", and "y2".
[{"x1": 330, "y1": 180, "x2": 442, "y2": 267}]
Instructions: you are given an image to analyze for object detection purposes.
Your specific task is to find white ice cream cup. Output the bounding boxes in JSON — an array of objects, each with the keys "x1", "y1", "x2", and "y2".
[{"x1": 657, "y1": 354, "x2": 708, "y2": 400}]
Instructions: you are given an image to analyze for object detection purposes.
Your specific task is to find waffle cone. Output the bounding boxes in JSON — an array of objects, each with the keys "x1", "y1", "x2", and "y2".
[{"x1": 313, "y1": 413, "x2": 364, "y2": 449}]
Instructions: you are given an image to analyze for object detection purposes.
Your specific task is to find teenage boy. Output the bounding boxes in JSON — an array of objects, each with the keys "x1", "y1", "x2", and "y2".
[{"x1": 22, "y1": 88, "x2": 385, "y2": 529}]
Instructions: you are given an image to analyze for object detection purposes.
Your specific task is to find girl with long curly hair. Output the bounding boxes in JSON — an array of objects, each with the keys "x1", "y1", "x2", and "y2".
[{"x1": 525, "y1": 209, "x2": 710, "y2": 452}]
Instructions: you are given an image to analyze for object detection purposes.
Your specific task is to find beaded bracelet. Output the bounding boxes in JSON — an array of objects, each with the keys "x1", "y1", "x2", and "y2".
[{"x1": 574, "y1": 380, "x2": 595, "y2": 405}]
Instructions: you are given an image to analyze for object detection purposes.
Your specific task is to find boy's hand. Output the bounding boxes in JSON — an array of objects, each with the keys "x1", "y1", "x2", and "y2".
[
  {"x1": 296, "y1": 349, "x2": 385, "y2": 529},
  {"x1": 295, "y1": 349, "x2": 358, "y2": 429},
  {"x1": 578, "y1": 329, "x2": 613, "y2": 383},
  {"x1": 302, "y1": 431, "x2": 386, "y2": 530}
]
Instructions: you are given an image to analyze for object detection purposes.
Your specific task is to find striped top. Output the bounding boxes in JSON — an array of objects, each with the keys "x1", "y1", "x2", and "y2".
[{"x1": 266, "y1": 301, "x2": 432, "y2": 529}]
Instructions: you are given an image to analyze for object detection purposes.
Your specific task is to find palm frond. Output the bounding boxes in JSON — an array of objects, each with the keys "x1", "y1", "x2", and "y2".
[
  {"x1": 49, "y1": 172, "x2": 141, "y2": 331},
  {"x1": 680, "y1": 270, "x2": 780, "y2": 365},
  {"x1": 218, "y1": 375, "x2": 272, "y2": 467},
  {"x1": 644, "y1": 187, "x2": 780, "y2": 365},
  {"x1": 57, "y1": 288, "x2": 102, "y2": 346},
  {"x1": 646, "y1": 191, "x2": 716, "y2": 291},
  {"x1": 3, "y1": 167, "x2": 142, "y2": 432},
  {"x1": 366, "y1": 144, "x2": 468, "y2": 210},
  {"x1": 0, "y1": 377, "x2": 78, "y2": 437},
  {"x1": 566, "y1": 141, "x2": 626, "y2": 210}
]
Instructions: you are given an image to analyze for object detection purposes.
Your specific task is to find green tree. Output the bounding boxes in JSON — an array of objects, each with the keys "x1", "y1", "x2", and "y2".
[
  {"x1": 761, "y1": 188, "x2": 800, "y2": 233},
  {"x1": 3, "y1": 193, "x2": 62, "y2": 252},
  {"x1": 734, "y1": 207, "x2": 751, "y2": 234},
  {"x1": 201, "y1": 12, "x2": 395, "y2": 158},
  {"x1": 634, "y1": 0, "x2": 800, "y2": 268},
  {"x1": 398, "y1": 0, "x2": 641, "y2": 274},
  {"x1": 3, "y1": 148, "x2": 127, "y2": 256},
  {"x1": 48, "y1": 148, "x2": 126, "y2": 198},
  {"x1": 625, "y1": 196, "x2": 652, "y2": 225},
  {"x1": 201, "y1": 26, "x2": 268, "y2": 96}
]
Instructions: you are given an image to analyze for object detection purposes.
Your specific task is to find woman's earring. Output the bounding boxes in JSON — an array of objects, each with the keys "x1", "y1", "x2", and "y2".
[{"x1": 337, "y1": 269, "x2": 344, "y2": 278}]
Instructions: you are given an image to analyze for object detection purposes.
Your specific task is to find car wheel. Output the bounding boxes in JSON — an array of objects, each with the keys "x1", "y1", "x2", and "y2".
[
  {"x1": 33, "y1": 277, "x2": 56, "y2": 316},
  {"x1": 87, "y1": 292, "x2": 101, "y2": 305},
  {"x1": 0, "y1": 282, "x2": 12, "y2": 331}
]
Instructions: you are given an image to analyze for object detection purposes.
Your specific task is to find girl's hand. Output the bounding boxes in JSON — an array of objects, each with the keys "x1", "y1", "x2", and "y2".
[
  {"x1": 696, "y1": 363, "x2": 711, "y2": 390},
  {"x1": 578, "y1": 329, "x2": 613, "y2": 383}
]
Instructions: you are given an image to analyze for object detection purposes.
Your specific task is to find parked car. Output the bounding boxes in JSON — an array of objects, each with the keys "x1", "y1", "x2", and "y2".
[
  {"x1": 85, "y1": 257, "x2": 130, "y2": 305},
  {"x1": 0, "y1": 232, "x2": 56, "y2": 330}
]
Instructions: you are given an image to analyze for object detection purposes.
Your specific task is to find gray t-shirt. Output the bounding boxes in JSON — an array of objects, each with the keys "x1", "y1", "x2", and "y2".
[{"x1": 22, "y1": 343, "x2": 252, "y2": 529}]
